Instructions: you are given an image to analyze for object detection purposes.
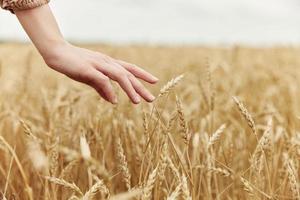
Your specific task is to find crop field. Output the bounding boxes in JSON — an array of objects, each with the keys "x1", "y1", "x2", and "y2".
[{"x1": 0, "y1": 43, "x2": 299, "y2": 200}]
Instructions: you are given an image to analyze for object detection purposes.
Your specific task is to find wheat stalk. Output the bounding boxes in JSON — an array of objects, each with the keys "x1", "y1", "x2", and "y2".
[
  {"x1": 59, "y1": 146, "x2": 109, "y2": 178},
  {"x1": 20, "y1": 119, "x2": 39, "y2": 141},
  {"x1": 158, "y1": 138, "x2": 169, "y2": 182},
  {"x1": 49, "y1": 137, "x2": 59, "y2": 177},
  {"x1": 109, "y1": 189, "x2": 142, "y2": 200},
  {"x1": 167, "y1": 157, "x2": 180, "y2": 180},
  {"x1": 166, "y1": 112, "x2": 178, "y2": 133},
  {"x1": 0, "y1": 135, "x2": 33, "y2": 200},
  {"x1": 143, "y1": 111, "x2": 149, "y2": 137},
  {"x1": 68, "y1": 196, "x2": 80, "y2": 200},
  {"x1": 60, "y1": 159, "x2": 81, "y2": 180},
  {"x1": 206, "y1": 59, "x2": 215, "y2": 111}
]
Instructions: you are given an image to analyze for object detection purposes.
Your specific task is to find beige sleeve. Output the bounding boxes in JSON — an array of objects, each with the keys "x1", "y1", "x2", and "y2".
[{"x1": 0, "y1": 0, "x2": 50, "y2": 13}]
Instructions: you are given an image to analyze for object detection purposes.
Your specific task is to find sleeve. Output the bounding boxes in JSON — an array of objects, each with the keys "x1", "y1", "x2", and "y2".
[{"x1": 0, "y1": 0, "x2": 50, "y2": 13}]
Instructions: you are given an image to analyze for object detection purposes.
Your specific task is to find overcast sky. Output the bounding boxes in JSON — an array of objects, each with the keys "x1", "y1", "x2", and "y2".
[{"x1": 1, "y1": 0, "x2": 300, "y2": 45}]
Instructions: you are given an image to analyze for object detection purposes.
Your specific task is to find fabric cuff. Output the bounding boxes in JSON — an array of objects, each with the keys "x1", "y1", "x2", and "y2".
[{"x1": 1, "y1": 0, "x2": 50, "y2": 13}]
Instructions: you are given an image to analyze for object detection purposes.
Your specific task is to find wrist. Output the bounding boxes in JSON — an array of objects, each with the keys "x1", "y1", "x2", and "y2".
[{"x1": 40, "y1": 39, "x2": 70, "y2": 66}]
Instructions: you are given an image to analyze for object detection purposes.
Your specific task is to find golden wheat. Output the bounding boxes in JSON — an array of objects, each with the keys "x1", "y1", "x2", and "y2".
[{"x1": 0, "y1": 44, "x2": 299, "y2": 200}]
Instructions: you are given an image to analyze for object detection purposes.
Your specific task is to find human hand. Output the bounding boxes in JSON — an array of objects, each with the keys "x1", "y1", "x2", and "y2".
[
  {"x1": 15, "y1": 5, "x2": 158, "y2": 104},
  {"x1": 43, "y1": 43, "x2": 158, "y2": 104}
]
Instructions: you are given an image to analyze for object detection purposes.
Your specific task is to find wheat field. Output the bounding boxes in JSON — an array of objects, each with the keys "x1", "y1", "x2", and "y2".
[{"x1": 0, "y1": 43, "x2": 299, "y2": 200}]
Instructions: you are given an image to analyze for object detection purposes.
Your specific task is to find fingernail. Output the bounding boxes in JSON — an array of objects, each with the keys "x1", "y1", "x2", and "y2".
[
  {"x1": 134, "y1": 96, "x2": 141, "y2": 104},
  {"x1": 112, "y1": 97, "x2": 118, "y2": 104},
  {"x1": 152, "y1": 77, "x2": 159, "y2": 82},
  {"x1": 149, "y1": 94, "x2": 156, "y2": 101}
]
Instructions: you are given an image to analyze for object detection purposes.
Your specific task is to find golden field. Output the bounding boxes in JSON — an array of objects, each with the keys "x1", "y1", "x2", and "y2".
[{"x1": 0, "y1": 43, "x2": 299, "y2": 200}]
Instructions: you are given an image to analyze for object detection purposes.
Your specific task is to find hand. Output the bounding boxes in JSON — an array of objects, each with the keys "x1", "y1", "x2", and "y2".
[
  {"x1": 15, "y1": 5, "x2": 158, "y2": 104},
  {"x1": 43, "y1": 42, "x2": 159, "y2": 104}
]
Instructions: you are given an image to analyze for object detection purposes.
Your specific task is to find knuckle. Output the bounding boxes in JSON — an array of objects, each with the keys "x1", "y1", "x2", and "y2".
[
  {"x1": 86, "y1": 75, "x2": 97, "y2": 85},
  {"x1": 116, "y1": 71, "x2": 127, "y2": 79},
  {"x1": 96, "y1": 53, "x2": 105, "y2": 60},
  {"x1": 128, "y1": 64, "x2": 138, "y2": 71},
  {"x1": 136, "y1": 83, "x2": 145, "y2": 91},
  {"x1": 93, "y1": 53, "x2": 111, "y2": 63},
  {"x1": 77, "y1": 69, "x2": 95, "y2": 84},
  {"x1": 103, "y1": 55, "x2": 112, "y2": 62},
  {"x1": 84, "y1": 76, "x2": 95, "y2": 85},
  {"x1": 99, "y1": 76, "x2": 110, "y2": 84},
  {"x1": 131, "y1": 64, "x2": 138, "y2": 69},
  {"x1": 127, "y1": 73, "x2": 135, "y2": 79},
  {"x1": 78, "y1": 71, "x2": 91, "y2": 81}
]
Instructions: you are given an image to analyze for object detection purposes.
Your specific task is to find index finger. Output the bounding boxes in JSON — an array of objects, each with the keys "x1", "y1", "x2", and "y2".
[{"x1": 116, "y1": 60, "x2": 159, "y2": 84}]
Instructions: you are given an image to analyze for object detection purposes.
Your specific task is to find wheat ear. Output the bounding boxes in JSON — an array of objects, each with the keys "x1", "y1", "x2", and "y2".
[
  {"x1": 82, "y1": 179, "x2": 109, "y2": 200},
  {"x1": 240, "y1": 177, "x2": 254, "y2": 196},
  {"x1": 283, "y1": 154, "x2": 300, "y2": 199},
  {"x1": 142, "y1": 166, "x2": 159, "y2": 200},
  {"x1": 27, "y1": 139, "x2": 48, "y2": 171},
  {"x1": 166, "y1": 183, "x2": 182, "y2": 200},
  {"x1": 181, "y1": 174, "x2": 192, "y2": 200},
  {"x1": 208, "y1": 167, "x2": 231, "y2": 177},
  {"x1": 232, "y1": 96, "x2": 256, "y2": 135},
  {"x1": 251, "y1": 117, "x2": 272, "y2": 170},
  {"x1": 80, "y1": 134, "x2": 91, "y2": 160},
  {"x1": 208, "y1": 123, "x2": 226, "y2": 147},
  {"x1": 176, "y1": 96, "x2": 189, "y2": 145},
  {"x1": 116, "y1": 137, "x2": 131, "y2": 190},
  {"x1": 45, "y1": 176, "x2": 83, "y2": 196},
  {"x1": 158, "y1": 74, "x2": 184, "y2": 97}
]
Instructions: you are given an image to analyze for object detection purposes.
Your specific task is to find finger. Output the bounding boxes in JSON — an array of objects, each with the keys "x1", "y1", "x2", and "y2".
[
  {"x1": 129, "y1": 75, "x2": 155, "y2": 102},
  {"x1": 116, "y1": 60, "x2": 159, "y2": 84},
  {"x1": 96, "y1": 63, "x2": 141, "y2": 104},
  {"x1": 84, "y1": 69, "x2": 117, "y2": 104},
  {"x1": 97, "y1": 88, "x2": 110, "y2": 102},
  {"x1": 117, "y1": 75, "x2": 141, "y2": 104}
]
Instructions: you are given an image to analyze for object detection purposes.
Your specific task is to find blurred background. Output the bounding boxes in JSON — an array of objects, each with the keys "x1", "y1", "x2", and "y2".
[{"x1": 1, "y1": 0, "x2": 300, "y2": 45}]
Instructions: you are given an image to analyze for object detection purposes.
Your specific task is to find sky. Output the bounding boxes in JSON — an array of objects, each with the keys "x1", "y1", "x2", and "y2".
[{"x1": 0, "y1": 0, "x2": 300, "y2": 45}]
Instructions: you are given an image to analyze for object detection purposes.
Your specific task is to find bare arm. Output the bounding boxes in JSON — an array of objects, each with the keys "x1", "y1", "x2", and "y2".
[{"x1": 15, "y1": 5, "x2": 158, "y2": 104}]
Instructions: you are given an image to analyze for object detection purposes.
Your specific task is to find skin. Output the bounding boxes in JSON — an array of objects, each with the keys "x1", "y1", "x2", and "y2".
[{"x1": 15, "y1": 4, "x2": 159, "y2": 104}]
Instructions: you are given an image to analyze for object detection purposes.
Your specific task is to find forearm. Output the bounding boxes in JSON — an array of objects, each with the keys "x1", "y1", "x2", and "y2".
[{"x1": 15, "y1": 4, "x2": 67, "y2": 59}]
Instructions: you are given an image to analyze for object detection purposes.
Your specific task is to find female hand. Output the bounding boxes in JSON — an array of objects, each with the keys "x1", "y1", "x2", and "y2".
[
  {"x1": 14, "y1": 5, "x2": 158, "y2": 104},
  {"x1": 44, "y1": 43, "x2": 158, "y2": 104}
]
